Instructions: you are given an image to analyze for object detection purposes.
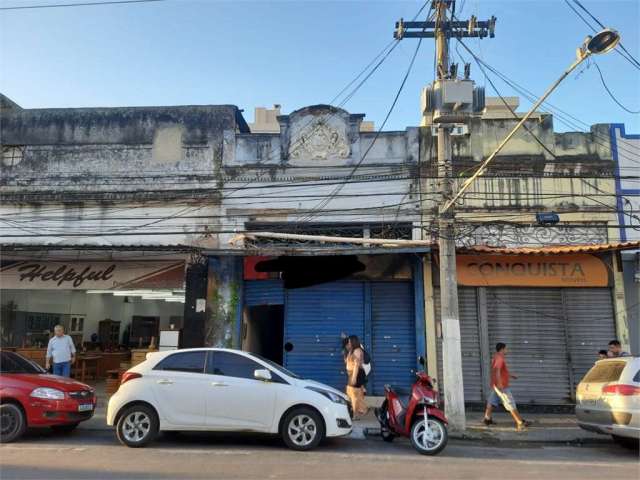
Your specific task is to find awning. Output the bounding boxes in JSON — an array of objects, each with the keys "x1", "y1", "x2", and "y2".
[{"x1": 461, "y1": 240, "x2": 640, "y2": 255}]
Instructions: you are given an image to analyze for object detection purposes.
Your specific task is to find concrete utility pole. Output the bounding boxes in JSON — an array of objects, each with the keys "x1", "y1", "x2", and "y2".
[{"x1": 394, "y1": 0, "x2": 496, "y2": 431}]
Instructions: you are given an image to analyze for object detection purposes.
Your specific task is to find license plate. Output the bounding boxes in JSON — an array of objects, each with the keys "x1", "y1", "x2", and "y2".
[{"x1": 78, "y1": 403, "x2": 94, "y2": 412}]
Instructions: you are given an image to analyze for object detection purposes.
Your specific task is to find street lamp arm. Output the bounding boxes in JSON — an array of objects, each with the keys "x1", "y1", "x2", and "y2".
[{"x1": 440, "y1": 53, "x2": 590, "y2": 214}]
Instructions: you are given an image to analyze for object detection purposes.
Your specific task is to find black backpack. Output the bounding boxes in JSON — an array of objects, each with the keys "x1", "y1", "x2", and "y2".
[{"x1": 362, "y1": 348, "x2": 372, "y2": 377}]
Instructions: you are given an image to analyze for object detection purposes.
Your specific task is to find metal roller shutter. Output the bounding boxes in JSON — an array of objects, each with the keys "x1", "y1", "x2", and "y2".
[
  {"x1": 370, "y1": 282, "x2": 416, "y2": 395},
  {"x1": 434, "y1": 287, "x2": 483, "y2": 402},
  {"x1": 564, "y1": 288, "x2": 616, "y2": 389},
  {"x1": 244, "y1": 280, "x2": 284, "y2": 306},
  {"x1": 284, "y1": 282, "x2": 365, "y2": 390},
  {"x1": 487, "y1": 288, "x2": 572, "y2": 404}
]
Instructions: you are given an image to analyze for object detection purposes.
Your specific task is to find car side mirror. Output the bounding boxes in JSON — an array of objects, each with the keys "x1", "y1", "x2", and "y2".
[{"x1": 254, "y1": 369, "x2": 272, "y2": 382}]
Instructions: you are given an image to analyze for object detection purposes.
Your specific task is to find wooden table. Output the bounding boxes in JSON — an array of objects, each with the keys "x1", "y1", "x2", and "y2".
[
  {"x1": 74, "y1": 355, "x2": 102, "y2": 383},
  {"x1": 95, "y1": 351, "x2": 131, "y2": 378}
]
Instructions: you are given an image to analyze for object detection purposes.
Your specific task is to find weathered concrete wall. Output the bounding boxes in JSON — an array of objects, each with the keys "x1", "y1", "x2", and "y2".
[
  {"x1": 418, "y1": 118, "x2": 619, "y2": 246},
  {"x1": 0, "y1": 202, "x2": 226, "y2": 248},
  {"x1": 224, "y1": 105, "x2": 421, "y2": 238},
  {"x1": 0, "y1": 103, "x2": 248, "y2": 248},
  {"x1": 1, "y1": 105, "x2": 247, "y2": 195},
  {"x1": 1, "y1": 105, "x2": 247, "y2": 145}
]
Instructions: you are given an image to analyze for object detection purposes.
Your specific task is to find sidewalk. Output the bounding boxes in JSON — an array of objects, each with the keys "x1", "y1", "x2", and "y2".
[
  {"x1": 354, "y1": 410, "x2": 609, "y2": 444},
  {"x1": 81, "y1": 381, "x2": 610, "y2": 444}
]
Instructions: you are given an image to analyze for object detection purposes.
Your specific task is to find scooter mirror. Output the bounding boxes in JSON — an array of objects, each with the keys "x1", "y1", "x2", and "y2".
[{"x1": 418, "y1": 355, "x2": 426, "y2": 366}]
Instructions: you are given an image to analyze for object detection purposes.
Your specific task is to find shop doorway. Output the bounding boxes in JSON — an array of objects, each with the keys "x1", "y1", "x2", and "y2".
[{"x1": 244, "y1": 305, "x2": 285, "y2": 365}]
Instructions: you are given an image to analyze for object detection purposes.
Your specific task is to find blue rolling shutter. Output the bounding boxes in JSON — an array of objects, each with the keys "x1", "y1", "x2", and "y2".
[
  {"x1": 370, "y1": 282, "x2": 416, "y2": 395},
  {"x1": 284, "y1": 282, "x2": 365, "y2": 390},
  {"x1": 244, "y1": 280, "x2": 284, "y2": 306}
]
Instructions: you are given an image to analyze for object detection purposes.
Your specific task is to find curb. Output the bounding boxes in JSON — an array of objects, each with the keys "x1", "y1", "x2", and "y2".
[{"x1": 361, "y1": 426, "x2": 612, "y2": 445}]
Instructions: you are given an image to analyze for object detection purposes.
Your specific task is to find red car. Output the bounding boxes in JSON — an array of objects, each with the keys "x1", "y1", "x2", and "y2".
[{"x1": 0, "y1": 350, "x2": 97, "y2": 442}]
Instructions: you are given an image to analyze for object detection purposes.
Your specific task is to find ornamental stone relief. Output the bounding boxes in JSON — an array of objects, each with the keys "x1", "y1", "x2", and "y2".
[{"x1": 289, "y1": 121, "x2": 350, "y2": 160}]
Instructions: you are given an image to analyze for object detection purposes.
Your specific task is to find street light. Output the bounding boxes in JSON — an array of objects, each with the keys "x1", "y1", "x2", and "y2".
[
  {"x1": 584, "y1": 28, "x2": 620, "y2": 55},
  {"x1": 442, "y1": 28, "x2": 621, "y2": 213}
]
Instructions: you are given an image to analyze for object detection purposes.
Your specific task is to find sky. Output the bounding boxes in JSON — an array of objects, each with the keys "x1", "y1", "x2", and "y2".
[{"x1": 1, "y1": 0, "x2": 639, "y2": 133}]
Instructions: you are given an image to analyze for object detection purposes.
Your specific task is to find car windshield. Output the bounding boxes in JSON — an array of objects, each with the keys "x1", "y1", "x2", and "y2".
[
  {"x1": 251, "y1": 354, "x2": 303, "y2": 380},
  {"x1": 0, "y1": 351, "x2": 47, "y2": 374}
]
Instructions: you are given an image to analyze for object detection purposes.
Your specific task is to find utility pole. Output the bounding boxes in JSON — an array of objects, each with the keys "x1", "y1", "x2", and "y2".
[{"x1": 394, "y1": 0, "x2": 496, "y2": 431}]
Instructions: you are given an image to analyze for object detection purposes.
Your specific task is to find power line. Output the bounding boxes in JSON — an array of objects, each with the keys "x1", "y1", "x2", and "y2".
[
  {"x1": 455, "y1": 37, "x2": 558, "y2": 160},
  {"x1": 563, "y1": 0, "x2": 640, "y2": 71},
  {"x1": 300, "y1": 4, "x2": 433, "y2": 222},
  {"x1": 0, "y1": 0, "x2": 164, "y2": 10},
  {"x1": 457, "y1": 45, "x2": 640, "y2": 164},
  {"x1": 571, "y1": 0, "x2": 640, "y2": 70},
  {"x1": 593, "y1": 62, "x2": 640, "y2": 114},
  {"x1": 453, "y1": 36, "x2": 640, "y2": 228}
]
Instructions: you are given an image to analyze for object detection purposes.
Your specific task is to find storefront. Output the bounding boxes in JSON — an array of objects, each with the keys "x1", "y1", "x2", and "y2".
[
  {"x1": 240, "y1": 254, "x2": 425, "y2": 395},
  {"x1": 434, "y1": 251, "x2": 619, "y2": 406},
  {"x1": 0, "y1": 258, "x2": 186, "y2": 355}
]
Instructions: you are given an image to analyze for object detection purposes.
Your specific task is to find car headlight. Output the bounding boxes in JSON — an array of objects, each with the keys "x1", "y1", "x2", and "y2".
[
  {"x1": 30, "y1": 387, "x2": 65, "y2": 400},
  {"x1": 306, "y1": 386, "x2": 348, "y2": 405}
]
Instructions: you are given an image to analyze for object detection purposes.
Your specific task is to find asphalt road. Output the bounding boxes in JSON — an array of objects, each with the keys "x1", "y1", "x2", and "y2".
[{"x1": 0, "y1": 429, "x2": 638, "y2": 480}]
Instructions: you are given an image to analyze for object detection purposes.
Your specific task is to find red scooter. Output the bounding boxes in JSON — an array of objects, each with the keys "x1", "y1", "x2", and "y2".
[{"x1": 375, "y1": 363, "x2": 448, "y2": 455}]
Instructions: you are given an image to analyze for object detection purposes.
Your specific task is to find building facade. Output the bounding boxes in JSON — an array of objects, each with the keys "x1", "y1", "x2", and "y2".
[
  {"x1": 0, "y1": 95, "x2": 249, "y2": 349},
  {"x1": 1, "y1": 94, "x2": 633, "y2": 404},
  {"x1": 611, "y1": 123, "x2": 640, "y2": 355}
]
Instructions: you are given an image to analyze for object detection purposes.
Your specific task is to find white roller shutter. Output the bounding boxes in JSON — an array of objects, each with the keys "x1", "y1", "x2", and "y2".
[
  {"x1": 435, "y1": 287, "x2": 484, "y2": 402},
  {"x1": 486, "y1": 288, "x2": 572, "y2": 405},
  {"x1": 564, "y1": 288, "x2": 616, "y2": 390}
]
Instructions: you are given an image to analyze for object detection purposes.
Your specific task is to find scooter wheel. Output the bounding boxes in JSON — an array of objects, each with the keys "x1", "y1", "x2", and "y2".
[
  {"x1": 377, "y1": 400, "x2": 394, "y2": 442},
  {"x1": 410, "y1": 418, "x2": 448, "y2": 455}
]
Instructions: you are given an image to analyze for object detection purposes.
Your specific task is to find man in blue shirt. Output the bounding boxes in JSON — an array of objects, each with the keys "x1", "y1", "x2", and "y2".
[{"x1": 45, "y1": 325, "x2": 76, "y2": 377}]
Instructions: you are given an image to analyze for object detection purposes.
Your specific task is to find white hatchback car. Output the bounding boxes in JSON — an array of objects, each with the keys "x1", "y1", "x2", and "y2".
[
  {"x1": 107, "y1": 348, "x2": 353, "y2": 450},
  {"x1": 576, "y1": 356, "x2": 640, "y2": 447}
]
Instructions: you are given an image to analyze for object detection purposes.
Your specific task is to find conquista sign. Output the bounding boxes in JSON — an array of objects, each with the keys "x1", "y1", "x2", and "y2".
[{"x1": 457, "y1": 254, "x2": 609, "y2": 288}]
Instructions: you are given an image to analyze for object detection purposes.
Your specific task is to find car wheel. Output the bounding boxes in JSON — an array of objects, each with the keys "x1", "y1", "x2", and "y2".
[
  {"x1": 281, "y1": 407, "x2": 325, "y2": 451},
  {"x1": 116, "y1": 405, "x2": 159, "y2": 448},
  {"x1": 410, "y1": 417, "x2": 448, "y2": 455},
  {"x1": 51, "y1": 423, "x2": 80, "y2": 434},
  {"x1": 0, "y1": 403, "x2": 26, "y2": 443},
  {"x1": 612, "y1": 435, "x2": 639, "y2": 450}
]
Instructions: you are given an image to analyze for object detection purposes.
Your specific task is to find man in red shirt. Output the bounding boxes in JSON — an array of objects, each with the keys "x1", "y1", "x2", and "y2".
[{"x1": 483, "y1": 342, "x2": 531, "y2": 431}]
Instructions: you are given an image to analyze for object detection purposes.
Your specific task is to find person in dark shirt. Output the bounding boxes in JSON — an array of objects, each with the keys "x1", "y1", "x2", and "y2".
[{"x1": 608, "y1": 340, "x2": 630, "y2": 357}]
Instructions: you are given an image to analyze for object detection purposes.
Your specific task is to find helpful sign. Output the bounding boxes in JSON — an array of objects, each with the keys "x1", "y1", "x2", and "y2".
[
  {"x1": 0, "y1": 261, "x2": 185, "y2": 290},
  {"x1": 457, "y1": 254, "x2": 609, "y2": 287}
]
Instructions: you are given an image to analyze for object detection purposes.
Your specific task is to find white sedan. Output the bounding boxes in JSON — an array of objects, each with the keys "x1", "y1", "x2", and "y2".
[{"x1": 107, "y1": 348, "x2": 353, "y2": 450}]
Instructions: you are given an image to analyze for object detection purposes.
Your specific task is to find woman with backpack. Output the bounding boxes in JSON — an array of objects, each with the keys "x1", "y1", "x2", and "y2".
[{"x1": 344, "y1": 335, "x2": 369, "y2": 418}]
